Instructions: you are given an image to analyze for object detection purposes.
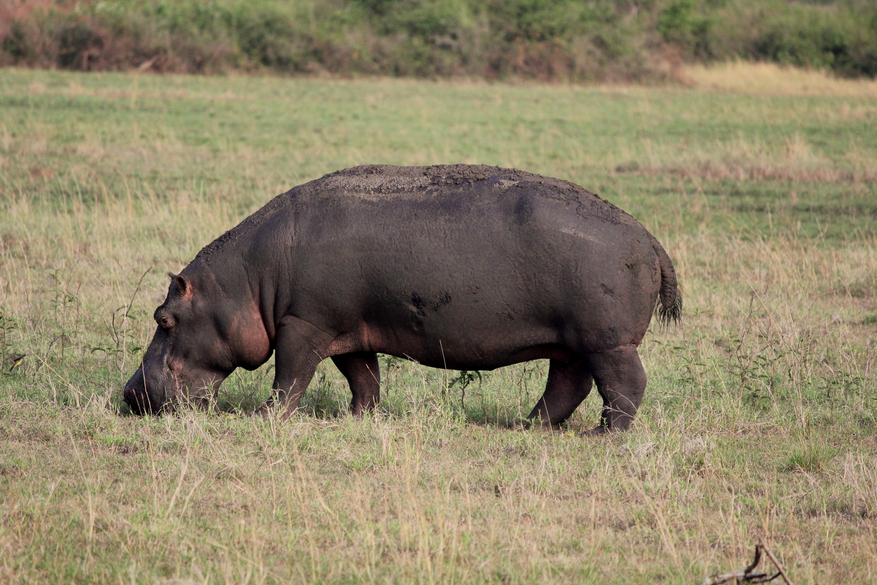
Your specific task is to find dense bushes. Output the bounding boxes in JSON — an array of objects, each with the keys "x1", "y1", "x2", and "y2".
[
  {"x1": 657, "y1": 0, "x2": 877, "y2": 77},
  {"x1": 1, "y1": 0, "x2": 876, "y2": 80}
]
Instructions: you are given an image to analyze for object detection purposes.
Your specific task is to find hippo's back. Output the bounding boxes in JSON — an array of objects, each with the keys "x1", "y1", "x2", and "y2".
[{"x1": 313, "y1": 164, "x2": 638, "y2": 227}]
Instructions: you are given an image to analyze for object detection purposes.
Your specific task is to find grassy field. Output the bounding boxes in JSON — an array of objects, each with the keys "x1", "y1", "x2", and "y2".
[{"x1": 1, "y1": 66, "x2": 876, "y2": 583}]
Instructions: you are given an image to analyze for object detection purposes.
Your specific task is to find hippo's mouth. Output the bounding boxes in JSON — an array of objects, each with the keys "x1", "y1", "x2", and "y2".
[
  {"x1": 123, "y1": 383, "x2": 154, "y2": 415},
  {"x1": 122, "y1": 366, "x2": 169, "y2": 415}
]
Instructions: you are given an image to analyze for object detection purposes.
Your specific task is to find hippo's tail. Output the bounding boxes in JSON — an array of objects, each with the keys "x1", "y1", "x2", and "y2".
[{"x1": 649, "y1": 235, "x2": 682, "y2": 327}]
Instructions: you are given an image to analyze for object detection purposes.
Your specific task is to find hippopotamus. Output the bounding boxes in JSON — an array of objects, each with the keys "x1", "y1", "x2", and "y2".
[{"x1": 124, "y1": 164, "x2": 680, "y2": 433}]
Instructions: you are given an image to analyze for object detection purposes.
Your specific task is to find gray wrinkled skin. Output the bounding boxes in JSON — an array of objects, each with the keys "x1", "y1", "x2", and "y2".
[{"x1": 124, "y1": 165, "x2": 680, "y2": 433}]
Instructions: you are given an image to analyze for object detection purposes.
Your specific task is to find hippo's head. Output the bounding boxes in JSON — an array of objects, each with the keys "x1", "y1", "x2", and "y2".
[{"x1": 123, "y1": 270, "x2": 271, "y2": 415}]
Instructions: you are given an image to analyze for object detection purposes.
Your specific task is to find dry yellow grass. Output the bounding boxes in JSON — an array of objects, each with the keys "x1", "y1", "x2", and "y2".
[{"x1": 683, "y1": 60, "x2": 877, "y2": 98}]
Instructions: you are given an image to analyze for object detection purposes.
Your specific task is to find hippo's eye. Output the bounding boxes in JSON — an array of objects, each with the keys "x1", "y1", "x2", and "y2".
[{"x1": 158, "y1": 315, "x2": 175, "y2": 329}]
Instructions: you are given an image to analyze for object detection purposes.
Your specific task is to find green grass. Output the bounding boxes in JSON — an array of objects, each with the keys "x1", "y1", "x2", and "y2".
[{"x1": 1, "y1": 67, "x2": 876, "y2": 583}]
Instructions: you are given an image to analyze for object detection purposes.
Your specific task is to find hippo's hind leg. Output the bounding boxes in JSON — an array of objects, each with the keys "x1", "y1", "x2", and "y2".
[
  {"x1": 527, "y1": 358, "x2": 594, "y2": 427},
  {"x1": 582, "y1": 344, "x2": 647, "y2": 433},
  {"x1": 332, "y1": 352, "x2": 381, "y2": 416}
]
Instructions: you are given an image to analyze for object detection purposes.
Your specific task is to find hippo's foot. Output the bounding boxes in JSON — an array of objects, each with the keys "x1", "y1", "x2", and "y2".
[
  {"x1": 252, "y1": 398, "x2": 284, "y2": 419},
  {"x1": 252, "y1": 404, "x2": 273, "y2": 419},
  {"x1": 517, "y1": 418, "x2": 581, "y2": 433},
  {"x1": 512, "y1": 418, "x2": 533, "y2": 431},
  {"x1": 583, "y1": 425, "x2": 609, "y2": 437},
  {"x1": 521, "y1": 417, "x2": 557, "y2": 431}
]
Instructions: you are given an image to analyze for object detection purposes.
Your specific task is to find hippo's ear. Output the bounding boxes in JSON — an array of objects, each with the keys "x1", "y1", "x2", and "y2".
[{"x1": 168, "y1": 272, "x2": 193, "y2": 300}]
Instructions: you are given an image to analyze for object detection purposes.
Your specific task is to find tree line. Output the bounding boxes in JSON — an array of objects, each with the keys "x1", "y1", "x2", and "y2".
[{"x1": 2, "y1": 0, "x2": 876, "y2": 80}]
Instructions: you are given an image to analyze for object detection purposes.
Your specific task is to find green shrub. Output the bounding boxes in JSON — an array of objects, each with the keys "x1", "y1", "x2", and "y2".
[
  {"x1": 57, "y1": 20, "x2": 102, "y2": 69},
  {"x1": 2, "y1": 20, "x2": 36, "y2": 62},
  {"x1": 658, "y1": 0, "x2": 713, "y2": 59},
  {"x1": 702, "y1": 0, "x2": 877, "y2": 77}
]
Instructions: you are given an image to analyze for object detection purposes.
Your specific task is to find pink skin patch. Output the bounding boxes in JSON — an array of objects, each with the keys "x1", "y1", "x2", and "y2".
[{"x1": 227, "y1": 302, "x2": 272, "y2": 369}]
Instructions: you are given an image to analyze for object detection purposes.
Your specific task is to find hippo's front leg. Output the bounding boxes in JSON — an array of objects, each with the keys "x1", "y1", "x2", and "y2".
[
  {"x1": 332, "y1": 352, "x2": 381, "y2": 416},
  {"x1": 261, "y1": 315, "x2": 332, "y2": 420}
]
